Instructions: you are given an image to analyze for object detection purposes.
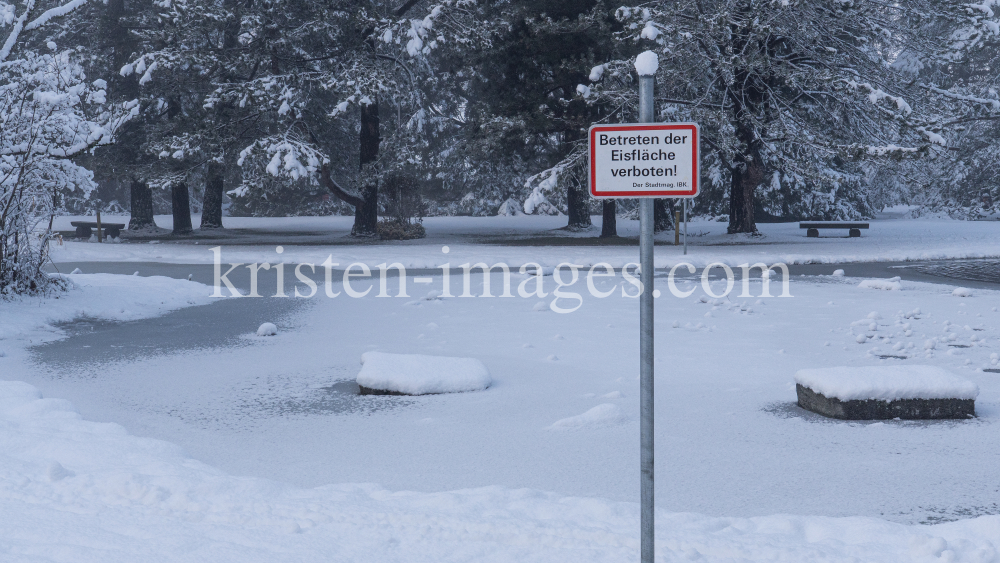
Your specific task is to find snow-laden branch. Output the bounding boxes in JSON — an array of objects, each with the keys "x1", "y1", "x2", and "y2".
[
  {"x1": 923, "y1": 85, "x2": 1000, "y2": 111},
  {"x1": 23, "y1": 0, "x2": 89, "y2": 31},
  {"x1": 0, "y1": 0, "x2": 34, "y2": 63}
]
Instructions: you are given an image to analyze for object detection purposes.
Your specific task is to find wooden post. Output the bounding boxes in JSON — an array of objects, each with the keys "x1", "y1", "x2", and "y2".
[
  {"x1": 96, "y1": 209, "x2": 103, "y2": 243},
  {"x1": 674, "y1": 210, "x2": 681, "y2": 245}
]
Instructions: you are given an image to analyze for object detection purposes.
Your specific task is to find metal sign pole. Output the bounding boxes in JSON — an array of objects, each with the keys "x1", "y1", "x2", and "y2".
[
  {"x1": 637, "y1": 73, "x2": 655, "y2": 563},
  {"x1": 683, "y1": 198, "x2": 688, "y2": 255}
]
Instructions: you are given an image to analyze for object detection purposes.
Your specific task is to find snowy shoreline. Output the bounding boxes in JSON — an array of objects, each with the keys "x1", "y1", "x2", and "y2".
[
  {"x1": 2, "y1": 377, "x2": 998, "y2": 562},
  {"x1": 45, "y1": 215, "x2": 1000, "y2": 270}
]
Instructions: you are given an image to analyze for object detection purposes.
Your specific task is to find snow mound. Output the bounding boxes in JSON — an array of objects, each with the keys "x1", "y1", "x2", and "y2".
[
  {"x1": 550, "y1": 404, "x2": 624, "y2": 429},
  {"x1": 634, "y1": 50, "x2": 659, "y2": 76},
  {"x1": 952, "y1": 287, "x2": 973, "y2": 297},
  {"x1": 858, "y1": 277, "x2": 901, "y2": 291},
  {"x1": 256, "y1": 322, "x2": 278, "y2": 336},
  {"x1": 357, "y1": 352, "x2": 491, "y2": 395},
  {"x1": 794, "y1": 365, "x2": 978, "y2": 402},
  {"x1": 497, "y1": 198, "x2": 523, "y2": 216},
  {"x1": 832, "y1": 269, "x2": 845, "y2": 277}
]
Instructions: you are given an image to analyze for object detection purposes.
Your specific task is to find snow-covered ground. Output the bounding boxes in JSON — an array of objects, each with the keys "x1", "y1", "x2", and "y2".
[
  {"x1": 8, "y1": 213, "x2": 1000, "y2": 560},
  {"x1": 0, "y1": 273, "x2": 215, "y2": 345},
  {"x1": 3, "y1": 266, "x2": 1000, "y2": 561},
  {"x1": 3, "y1": 374, "x2": 998, "y2": 563},
  {"x1": 49, "y1": 214, "x2": 1000, "y2": 268}
]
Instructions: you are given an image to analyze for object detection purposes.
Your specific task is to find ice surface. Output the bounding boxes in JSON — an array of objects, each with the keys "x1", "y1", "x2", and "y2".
[
  {"x1": 356, "y1": 352, "x2": 491, "y2": 395},
  {"x1": 795, "y1": 365, "x2": 979, "y2": 401},
  {"x1": 8, "y1": 257, "x2": 1000, "y2": 547},
  {"x1": 634, "y1": 50, "x2": 659, "y2": 76}
]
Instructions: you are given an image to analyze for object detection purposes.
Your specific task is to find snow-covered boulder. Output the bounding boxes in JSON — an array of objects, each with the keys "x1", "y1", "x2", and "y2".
[
  {"x1": 356, "y1": 352, "x2": 491, "y2": 395},
  {"x1": 794, "y1": 365, "x2": 978, "y2": 420},
  {"x1": 796, "y1": 366, "x2": 978, "y2": 402},
  {"x1": 256, "y1": 322, "x2": 278, "y2": 336}
]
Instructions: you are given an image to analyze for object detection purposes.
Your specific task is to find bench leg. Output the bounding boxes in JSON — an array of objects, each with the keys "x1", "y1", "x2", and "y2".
[
  {"x1": 75, "y1": 226, "x2": 92, "y2": 239},
  {"x1": 849, "y1": 228, "x2": 861, "y2": 238},
  {"x1": 806, "y1": 228, "x2": 819, "y2": 238},
  {"x1": 105, "y1": 227, "x2": 121, "y2": 238}
]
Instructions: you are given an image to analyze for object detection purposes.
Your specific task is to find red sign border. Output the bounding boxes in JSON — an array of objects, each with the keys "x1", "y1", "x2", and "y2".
[{"x1": 589, "y1": 123, "x2": 699, "y2": 198}]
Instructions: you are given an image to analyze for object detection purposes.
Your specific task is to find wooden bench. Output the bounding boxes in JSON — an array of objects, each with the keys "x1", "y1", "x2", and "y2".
[
  {"x1": 799, "y1": 222, "x2": 869, "y2": 238},
  {"x1": 70, "y1": 221, "x2": 126, "y2": 239}
]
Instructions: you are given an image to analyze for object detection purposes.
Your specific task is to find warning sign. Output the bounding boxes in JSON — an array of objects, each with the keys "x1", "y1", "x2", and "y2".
[{"x1": 589, "y1": 123, "x2": 699, "y2": 198}]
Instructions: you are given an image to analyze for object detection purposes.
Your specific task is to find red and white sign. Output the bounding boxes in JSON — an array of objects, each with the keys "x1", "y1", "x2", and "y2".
[{"x1": 589, "y1": 123, "x2": 699, "y2": 198}]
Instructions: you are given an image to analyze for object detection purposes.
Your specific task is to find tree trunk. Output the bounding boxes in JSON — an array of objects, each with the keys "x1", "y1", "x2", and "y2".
[
  {"x1": 566, "y1": 177, "x2": 592, "y2": 230},
  {"x1": 128, "y1": 179, "x2": 155, "y2": 231},
  {"x1": 599, "y1": 200, "x2": 617, "y2": 237},
  {"x1": 353, "y1": 97, "x2": 380, "y2": 237},
  {"x1": 201, "y1": 162, "x2": 225, "y2": 229},
  {"x1": 171, "y1": 183, "x2": 193, "y2": 235},
  {"x1": 653, "y1": 199, "x2": 672, "y2": 233},
  {"x1": 728, "y1": 128, "x2": 764, "y2": 234}
]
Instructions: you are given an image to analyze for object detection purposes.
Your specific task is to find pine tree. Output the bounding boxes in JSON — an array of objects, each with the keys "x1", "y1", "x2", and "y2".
[{"x1": 580, "y1": 0, "x2": 999, "y2": 232}]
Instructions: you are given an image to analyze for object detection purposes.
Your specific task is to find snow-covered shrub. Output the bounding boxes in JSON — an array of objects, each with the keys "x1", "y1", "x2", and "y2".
[
  {"x1": 0, "y1": 54, "x2": 122, "y2": 295},
  {"x1": 1, "y1": 2, "x2": 134, "y2": 296}
]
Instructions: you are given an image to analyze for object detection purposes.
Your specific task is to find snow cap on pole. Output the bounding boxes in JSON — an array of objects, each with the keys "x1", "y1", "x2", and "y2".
[{"x1": 634, "y1": 51, "x2": 658, "y2": 76}]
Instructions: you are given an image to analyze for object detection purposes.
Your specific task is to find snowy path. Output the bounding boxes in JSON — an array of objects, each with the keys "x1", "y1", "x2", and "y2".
[{"x1": 47, "y1": 215, "x2": 1000, "y2": 269}]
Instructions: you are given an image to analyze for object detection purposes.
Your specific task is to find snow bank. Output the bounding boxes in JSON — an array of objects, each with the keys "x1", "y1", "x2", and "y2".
[
  {"x1": 1, "y1": 378, "x2": 999, "y2": 562},
  {"x1": 858, "y1": 277, "x2": 901, "y2": 290},
  {"x1": 0, "y1": 273, "x2": 215, "y2": 342},
  {"x1": 550, "y1": 403, "x2": 625, "y2": 429},
  {"x1": 356, "y1": 352, "x2": 491, "y2": 395},
  {"x1": 794, "y1": 366, "x2": 979, "y2": 402}
]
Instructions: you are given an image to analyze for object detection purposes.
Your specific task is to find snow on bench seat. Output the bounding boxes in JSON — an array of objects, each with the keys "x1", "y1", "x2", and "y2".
[
  {"x1": 794, "y1": 366, "x2": 978, "y2": 420},
  {"x1": 356, "y1": 352, "x2": 492, "y2": 395}
]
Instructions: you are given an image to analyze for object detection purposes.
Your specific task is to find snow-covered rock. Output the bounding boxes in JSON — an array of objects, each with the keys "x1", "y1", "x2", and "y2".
[
  {"x1": 952, "y1": 287, "x2": 973, "y2": 297},
  {"x1": 859, "y1": 277, "x2": 901, "y2": 291},
  {"x1": 257, "y1": 322, "x2": 278, "y2": 336},
  {"x1": 794, "y1": 366, "x2": 978, "y2": 402},
  {"x1": 356, "y1": 352, "x2": 491, "y2": 395}
]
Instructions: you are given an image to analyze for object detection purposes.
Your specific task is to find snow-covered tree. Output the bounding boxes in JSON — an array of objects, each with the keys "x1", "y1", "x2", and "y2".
[
  {"x1": 131, "y1": 0, "x2": 490, "y2": 236},
  {"x1": 1, "y1": 0, "x2": 135, "y2": 295},
  {"x1": 571, "y1": 0, "x2": 999, "y2": 232}
]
